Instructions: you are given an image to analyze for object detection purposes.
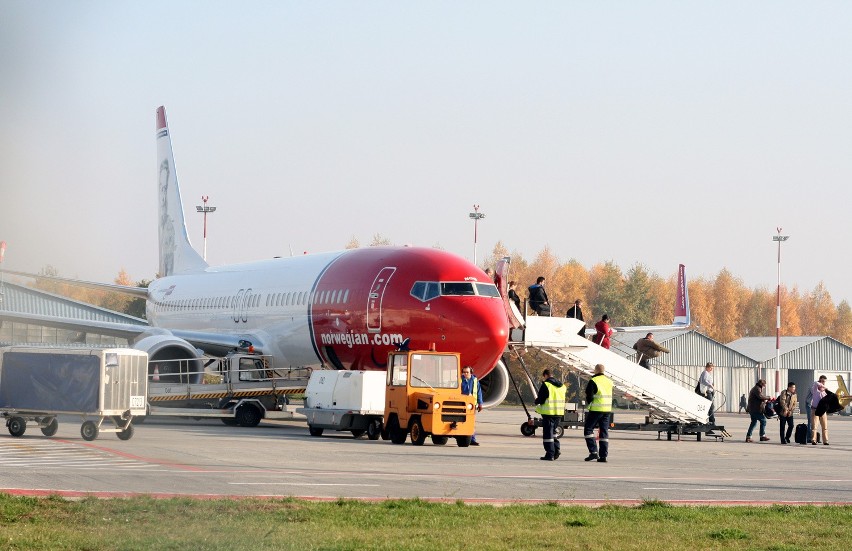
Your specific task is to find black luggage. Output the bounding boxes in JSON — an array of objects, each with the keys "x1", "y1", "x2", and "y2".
[{"x1": 794, "y1": 423, "x2": 808, "y2": 444}]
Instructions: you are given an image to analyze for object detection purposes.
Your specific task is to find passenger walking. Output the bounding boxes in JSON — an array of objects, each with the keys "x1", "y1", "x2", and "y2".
[
  {"x1": 528, "y1": 277, "x2": 551, "y2": 316},
  {"x1": 507, "y1": 281, "x2": 521, "y2": 312},
  {"x1": 810, "y1": 375, "x2": 829, "y2": 445},
  {"x1": 697, "y1": 362, "x2": 717, "y2": 431},
  {"x1": 738, "y1": 394, "x2": 748, "y2": 414},
  {"x1": 777, "y1": 382, "x2": 798, "y2": 444},
  {"x1": 566, "y1": 299, "x2": 586, "y2": 337},
  {"x1": 592, "y1": 314, "x2": 613, "y2": 349},
  {"x1": 534, "y1": 369, "x2": 566, "y2": 461},
  {"x1": 461, "y1": 366, "x2": 483, "y2": 446},
  {"x1": 632, "y1": 333, "x2": 670, "y2": 370},
  {"x1": 745, "y1": 379, "x2": 770, "y2": 442},
  {"x1": 583, "y1": 364, "x2": 613, "y2": 463}
]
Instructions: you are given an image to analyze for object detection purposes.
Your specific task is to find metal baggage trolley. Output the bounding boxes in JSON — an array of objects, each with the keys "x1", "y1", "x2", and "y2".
[{"x1": 0, "y1": 347, "x2": 148, "y2": 441}]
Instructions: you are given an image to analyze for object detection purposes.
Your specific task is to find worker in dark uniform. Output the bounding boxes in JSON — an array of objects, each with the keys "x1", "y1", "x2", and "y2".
[
  {"x1": 534, "y1": 369, "x2": 566, "y2": 461},
  {"x1": 584, "y1": 363, "x2": 613, "y2": 463},
  {"x1": 461, "y1": 366, "x2": 483, "y2": 445}
]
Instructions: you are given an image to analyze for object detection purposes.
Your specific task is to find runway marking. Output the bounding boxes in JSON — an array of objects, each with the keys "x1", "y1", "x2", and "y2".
[
  {"x1": 643, "y1": 487, "x2": 766, "y2": 492},
  {"x1": 229, "y1": 482, "x2": 381, "y2": 487}
]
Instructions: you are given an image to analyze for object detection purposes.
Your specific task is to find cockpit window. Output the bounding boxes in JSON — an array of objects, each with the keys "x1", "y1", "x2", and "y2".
[
  {"x1": 440, "y1": 282, "x2": 475, "y2": 296},
  {"x1": 410, "y1": 281, "x2": 498, "y2": 302},
  {"x1": 410, "y1": 281, "x2": 440, "y2": 301},
  {"x1": 475, "y1": 283, "x2": 501, "y2": 297}
]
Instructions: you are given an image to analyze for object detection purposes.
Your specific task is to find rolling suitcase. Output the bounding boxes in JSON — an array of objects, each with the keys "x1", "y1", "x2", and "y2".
[{"x1": 794, "y1": 423, "x2": 808, "y2": 444}]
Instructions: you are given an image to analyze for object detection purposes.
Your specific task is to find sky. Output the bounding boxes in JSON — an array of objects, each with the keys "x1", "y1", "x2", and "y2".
[{"x1": 2, "y1": 2, "x2": 852, "y2": 304}]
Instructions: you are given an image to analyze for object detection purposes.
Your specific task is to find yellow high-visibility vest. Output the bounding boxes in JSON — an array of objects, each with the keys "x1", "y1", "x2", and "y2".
[
  {"x1": 536, "y1": 381, "x2": 566, "y2": 416},
  {"x1": 589, "y1": 375, "x2": 613, "y2": 412}
]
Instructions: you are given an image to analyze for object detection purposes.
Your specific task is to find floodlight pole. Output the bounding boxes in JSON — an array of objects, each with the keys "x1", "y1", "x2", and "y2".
[
  {"x1": 468, "y1": 205, "x2": 485, "y2": 266},
  {"x1": 773, "y1": 228, "x2": 789, "y2": 394},
  {"x1": 196, "y1": 196, "x2": 217, "y2": 261}
]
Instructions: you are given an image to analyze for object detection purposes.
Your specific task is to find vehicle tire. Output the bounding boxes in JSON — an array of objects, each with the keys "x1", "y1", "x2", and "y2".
[
  {"x1": 117, "y1": 424, "x2": 134, "y2": 440},
  {"x1": 133, "y1": 415, "x2": 146, "y2": 425},
  {"x1": 455, "y1": 435, "x2": 472, "y2": 447},
  {"x1": 555, "y1": 425, "x2": 565, "y2": 439},
  {"x1": 351, "y1": 429, "x2": 366, "y2": 439},
  {"x1": 388, "y1": 417, "x2": 407, "y2": 445},
  {"x1": 8, "y1": 417, "x2": 27, "y2": 437},
  {"x1": 40, "y1": 417, "x2": 59, "y2": 437},
  {"x1": 236, "y1": 405, "x2": 262, "y2": 427},
  {"x1": 431, "y1": 435, "x2": 448, "y2": 446},
  {"x1": 221, "y1": 418, "x2": 238, "y2": 426},
  {"x1": 410, "y1": 418, "x2": 427, "y2": 446},
  {"x1": 520, "y1": 423, "x2": 536, "y2": 437},
  {"x1": 366, "y1": 418, "x2": 382, "y2": 441},
  {"x1": 81, "y1": 420, "x2": 99, "y2": 441},
  {"x1": 308, "y1": 426, "x2": 324, "y2": 437}
]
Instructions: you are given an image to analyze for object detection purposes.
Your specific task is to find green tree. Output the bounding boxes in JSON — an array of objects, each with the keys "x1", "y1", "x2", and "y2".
[
  {"x1": 124, "y1": 278, "x2": 151, "y2": 319},
  {"x1": 622, "y1": 264, "x2": 653, "y2": 326},
  {"x1": 588, "y1": 262, "x2": 624, "y2": 324}
]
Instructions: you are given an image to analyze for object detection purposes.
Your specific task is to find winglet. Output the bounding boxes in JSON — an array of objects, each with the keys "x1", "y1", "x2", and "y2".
[{"x1": 673, "y1": 264, "x2": 691, "y2": 326}]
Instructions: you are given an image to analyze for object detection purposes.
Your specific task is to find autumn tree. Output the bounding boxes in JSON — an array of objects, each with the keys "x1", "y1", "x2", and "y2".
[
  {"x1": 369, "y1": 234, "x2": 392, "y2": 246},
  {"x1": 622, "y1": 264, "x2": 654, "y2": 326},
  {"x1": 833, "y1": 301, "x2": 852, "y2": 345},
  {"x1": 740, "y1": 288, "x2": 774, "y2": 337},
  {"x1": 345, "y1": 236, "x2": 360, "y2": 249},
  {"x1": 799, "y1": 282, "x2": 837, "y2": 335},
  {"x1": 711, "y1": 269, "x2": 745, "y2": 343}
]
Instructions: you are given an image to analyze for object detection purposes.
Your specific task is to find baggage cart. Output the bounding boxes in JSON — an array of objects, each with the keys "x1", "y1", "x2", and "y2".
[{"x1": 0, "y1": 347, "x2": 148, "y2": 441}]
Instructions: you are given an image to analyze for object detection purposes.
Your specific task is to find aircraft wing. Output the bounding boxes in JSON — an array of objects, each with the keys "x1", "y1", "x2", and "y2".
[
  {"x1": 0, "y1": 310, "x2": 265, "y2": 358},
  {"x1": 0, "y1": 269, "x2": 149, "y2": 298}
]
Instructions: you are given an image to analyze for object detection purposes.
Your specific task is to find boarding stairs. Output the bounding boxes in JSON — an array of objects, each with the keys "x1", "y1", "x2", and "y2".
[{"x1": 518, "y1": 317, "x2": 711, "y2": 424}]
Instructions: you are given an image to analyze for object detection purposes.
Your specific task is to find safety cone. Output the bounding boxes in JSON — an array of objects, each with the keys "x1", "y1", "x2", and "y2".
[{"x1": 152, "y1": 365, "x2": 160, "y2": 382}]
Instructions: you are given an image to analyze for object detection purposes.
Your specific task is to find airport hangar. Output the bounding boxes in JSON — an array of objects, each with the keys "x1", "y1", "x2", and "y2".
[
  {"x1": 0, "y1": 281, "x2": 139, "y2": 347},
  {"x1": 1, "y1": 280, "x2": 850, "y2": 414}
]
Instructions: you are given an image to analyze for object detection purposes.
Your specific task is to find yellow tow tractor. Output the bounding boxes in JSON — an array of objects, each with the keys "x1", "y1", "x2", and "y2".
[{"x1": 382, "y1": 348, "x2": 476, "y2": 447}]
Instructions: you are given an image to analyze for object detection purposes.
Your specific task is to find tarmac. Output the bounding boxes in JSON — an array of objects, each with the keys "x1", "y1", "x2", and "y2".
[{"x1": 0, "y1": 406, "x2": 850, "y2": 505}]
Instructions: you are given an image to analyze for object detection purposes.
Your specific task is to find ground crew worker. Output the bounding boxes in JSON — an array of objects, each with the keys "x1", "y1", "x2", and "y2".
[
  {"x1": 584, "y1": 363, "x2": 613, "y2": 463},
  {"x1": 534, "y1": 369, "x2": 566, "y2": 461},
  {"x1": 461, "y1": 366, "x2": 483, "y2": 445}
]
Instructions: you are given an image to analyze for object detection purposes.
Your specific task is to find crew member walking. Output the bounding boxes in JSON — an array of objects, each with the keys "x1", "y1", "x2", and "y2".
[
  {"x1": 534, "y1": 369, "x2": 566, "y2": 461},
  {"x1": 461, "y1": 366, "x2": 483, "y2": 446},
  {"x1": 584, "y1": 364, "x2": 613, "y2": 463}
]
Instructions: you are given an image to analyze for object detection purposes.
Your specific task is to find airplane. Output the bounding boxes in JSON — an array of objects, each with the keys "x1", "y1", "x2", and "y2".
[{"x1": 0, "y1": 106, "x2": 514, "y2": 407}]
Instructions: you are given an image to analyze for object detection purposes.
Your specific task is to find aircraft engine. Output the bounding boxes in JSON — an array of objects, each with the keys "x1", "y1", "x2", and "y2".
[
  {"x1": 479, "y1": 359, "x2": 510, "y2": 409},
  {"x1": 132, "y1": 334, "x2": 204, "y2": 384}
]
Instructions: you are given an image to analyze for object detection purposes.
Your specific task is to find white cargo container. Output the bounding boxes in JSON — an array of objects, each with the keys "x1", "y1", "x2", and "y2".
[
  {"x1": 0, "y1": 346, "x2": 148, "y2": 441},
  {"x1": 297, "y1": 370, "x2": 385, "y2": 439}
]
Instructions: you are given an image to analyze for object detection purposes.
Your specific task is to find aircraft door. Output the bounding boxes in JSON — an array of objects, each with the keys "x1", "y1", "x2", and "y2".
[
  {"x1": 366, "y1": 267, "x2": 396, "y2": 333},
  {"x1": 233, "y1": 289, "x2": 245, "y2": 323},
  {"x1": 240, "y1": 288, "x2": 253, "y2": 323}
]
